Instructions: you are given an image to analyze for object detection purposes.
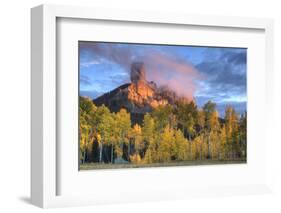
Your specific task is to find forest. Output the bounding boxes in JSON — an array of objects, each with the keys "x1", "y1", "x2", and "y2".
[{"x1": 79, "y1": 96, "x2": 246, "y2": 170}]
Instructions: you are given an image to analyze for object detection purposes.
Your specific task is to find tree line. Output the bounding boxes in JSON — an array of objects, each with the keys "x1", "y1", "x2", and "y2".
[{"x1": 79, "y1": 96, "x2": 246, "y2": 165}]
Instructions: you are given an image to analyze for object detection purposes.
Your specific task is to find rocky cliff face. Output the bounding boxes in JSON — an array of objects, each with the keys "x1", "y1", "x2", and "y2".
[{"x1": 93, "y1": 62, "x2": 187, "y2": 124}]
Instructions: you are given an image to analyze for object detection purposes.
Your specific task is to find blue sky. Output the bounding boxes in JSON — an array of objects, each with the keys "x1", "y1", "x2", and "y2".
[{"x1": 79, "y1": 41, "x2": 247, "y2": 117}]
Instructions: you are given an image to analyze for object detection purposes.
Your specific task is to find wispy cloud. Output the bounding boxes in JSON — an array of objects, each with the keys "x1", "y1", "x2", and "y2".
[
  {"x1": 80, "y1": 75, "x2": 91, "y2": 85},
  {"x1": 80, "y1": 60, "x2": 101, "y2": 68}
]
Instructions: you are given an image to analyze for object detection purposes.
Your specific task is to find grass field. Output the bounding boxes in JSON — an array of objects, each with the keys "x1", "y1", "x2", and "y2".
[{"x1": 79, "y1": 159, "x2": 246, "y2": 170}]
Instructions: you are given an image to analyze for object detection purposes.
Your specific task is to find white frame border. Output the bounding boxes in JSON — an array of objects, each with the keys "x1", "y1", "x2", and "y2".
[{"x1": 31, "y1": 4, "x2": 274, "y2": 208}]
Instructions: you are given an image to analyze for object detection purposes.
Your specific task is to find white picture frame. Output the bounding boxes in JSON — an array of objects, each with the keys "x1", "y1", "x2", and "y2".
[{"x1": 31, "y1": 4, "x2": 274, "y2": 208}]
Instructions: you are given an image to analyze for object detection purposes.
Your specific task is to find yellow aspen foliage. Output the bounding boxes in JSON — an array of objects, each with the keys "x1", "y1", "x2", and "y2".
[
  {"x1": 190, "y1": 140, "x2": 197, "y2": 160},
  {"x1": 219, "y1": 125, "x2": 227, "y2": 160},
  {"x1": 210, "y1": 130, "x2": 220, "y2": 159},
  {"x1": 132, "y1": 124, "x2": 143, "y2": 154},
  {"x1": 158, "y1": 126, "x2": 175, "y2": 162},
  {"x1": 144, "y1": 147, "x2": 153, "y2": 164},
  {"x1": 197, "y1": 110, "x2": 205, "y2": 130},
  {"x1": 173, "y1": 130, "x2": 188, "y2": 160},
  {"x1": 130, "y1": 154, "x2": 142, "y2": 164},
  {"x1": 96, "y1": 133, "x2": 101, "y2": 144},
  {"x1": 210, "y1": 111, "x2": 220, "y2": 131}
]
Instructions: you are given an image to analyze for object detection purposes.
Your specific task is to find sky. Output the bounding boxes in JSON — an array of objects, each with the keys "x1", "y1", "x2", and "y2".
[{"x1": 79, "y1": 41, "x2": 247, "y2": 117}]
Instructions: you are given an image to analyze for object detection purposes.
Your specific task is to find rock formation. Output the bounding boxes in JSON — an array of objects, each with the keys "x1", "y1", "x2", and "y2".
[
  {"x1": 130, "y1": 62, "x2": 146, "y2": 84},
  {"x1": 93, "y1": 62, "x2": 187, "y2": 124}
]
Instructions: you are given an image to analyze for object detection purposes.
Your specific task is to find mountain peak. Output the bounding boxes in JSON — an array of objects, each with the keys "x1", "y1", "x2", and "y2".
[
  {"x1": 128, "y1": 62, "x2": 157, "y2": 102},
  {"x1": 93, "y1": 62, "x2": 189, "y2": 124}
]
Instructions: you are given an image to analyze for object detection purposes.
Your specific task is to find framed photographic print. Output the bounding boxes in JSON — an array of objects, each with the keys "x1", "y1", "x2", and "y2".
[
  {"x1": 78, "y1": 41, "x2": 247, "y2": 170},
  {"x1": 31, "y1": 4, "x2": 274, "y2": 208}
]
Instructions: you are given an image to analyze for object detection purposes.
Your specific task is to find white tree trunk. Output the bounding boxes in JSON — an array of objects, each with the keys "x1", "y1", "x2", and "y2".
[
  {"x1": 208, "y1": 133, "x2": 212, "y2": 159},
  {"x1": 83, "y1": 151, "x2": 86, "y2": 164},
  {"x1": 99, "y1": 142, "x2": 103, "y2": 163},
  {"x1": 128, "y1": 142, "x2": 131, "y2": 161},
  {"x1": 111, "y1": 144, "x2": 114, "y2": 164}
]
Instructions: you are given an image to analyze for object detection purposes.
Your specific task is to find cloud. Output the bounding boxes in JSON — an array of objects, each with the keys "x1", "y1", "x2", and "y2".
[
  {"x1": 140, "y1": 51, "x2": 204, "y2": 99},
  {"x1": 222, "y1": 51, "x2": 247, "y2": 65},
  {"x1": 80, "y1": 75, "x2": 91, "y2": 85},
  {"x1": 79, "y1": 42, "x2": 203, "y2": 99},
  {"x1": 194, "y1": 48, "x2": 247, "y2": 116},
  {"x1": 80, "y1": 60, "x2": 101, "y2": 68},
  {"x1": 80, "y1": 90, "x2": 103, "y2": 99},
  {"x1": 195, "y1": 48, "x2": 246, "y2": 100},
  {"x1": 79, "y1": 42, "x2": 134, "y2": 71}
]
